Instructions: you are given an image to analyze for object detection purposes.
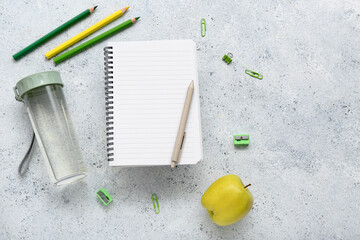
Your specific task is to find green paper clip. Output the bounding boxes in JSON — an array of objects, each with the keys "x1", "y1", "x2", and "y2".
[
  {"x1": 233, "y1": 134, "x2": 250, "y2": 145},
  {"x1": 201, "y1": 18, "x2": 206, "y2": 37},
  {"x1": 222, "y1": 53, "x2": 233, "y2": 64},
  {"x1": 97, "y1": 188, "x2": 113, "y2": 206},
  {"x1": 152, "y1": 193, "x2": 160, "y2": 214},
  {"x1": 245, "y1": 69, "x2": 263, "y2": 80}
]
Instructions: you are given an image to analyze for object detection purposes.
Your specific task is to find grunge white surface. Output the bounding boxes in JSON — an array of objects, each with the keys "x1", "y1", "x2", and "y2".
[{"x1": 0, "y1": 0, "x2": 359, "y2": 239}]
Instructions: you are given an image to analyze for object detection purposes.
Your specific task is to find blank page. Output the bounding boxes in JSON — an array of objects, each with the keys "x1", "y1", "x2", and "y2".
[{"x1": 108, "y1": 40, "x2": 203, "y2": 166}]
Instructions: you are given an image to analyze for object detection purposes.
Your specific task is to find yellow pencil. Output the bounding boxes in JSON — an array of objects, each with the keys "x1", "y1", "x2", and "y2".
[{"x1": 45, "y1": 7, "x2": 129, "y2": 59}]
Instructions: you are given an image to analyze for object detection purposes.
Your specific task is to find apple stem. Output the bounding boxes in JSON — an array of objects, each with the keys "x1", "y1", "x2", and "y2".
[{"x1": 244, "y1": 184, "x2": 251, "y2": 189}]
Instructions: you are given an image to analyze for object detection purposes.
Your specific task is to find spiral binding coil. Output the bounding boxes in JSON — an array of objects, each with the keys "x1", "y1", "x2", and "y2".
[{"x1": 104, "y1": 46, "x2": 114, "y2": 161}]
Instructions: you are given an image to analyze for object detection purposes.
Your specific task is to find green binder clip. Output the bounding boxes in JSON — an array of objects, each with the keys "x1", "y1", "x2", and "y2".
[
  {"x1": 152, "y1": 193, "x2": 160, "y2": 214},
  {"x1": 233, "y1": 135, "x2": 250, "y2": 145},
  {"x1": 201, "y1": 18, "x2": 206, "y2": 37},
  {"x1": 245, "y1": 69, "x2": 263, "y2": 80},
  {"x1": 97, "y1": 188, "x2": 113, "y2": 206},
  {"x1": 222, "y1": 53, "x2": 233, "y2": 64}
]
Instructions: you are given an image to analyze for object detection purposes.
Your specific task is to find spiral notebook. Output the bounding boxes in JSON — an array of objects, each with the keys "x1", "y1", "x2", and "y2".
[{"x1": 104, "y1": 40, "x2": 203, "y2": 166}]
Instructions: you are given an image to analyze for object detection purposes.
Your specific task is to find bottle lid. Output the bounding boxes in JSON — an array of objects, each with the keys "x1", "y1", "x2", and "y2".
[{"x1": 14, "y1": 71, "x2": 64, "y2": 101}]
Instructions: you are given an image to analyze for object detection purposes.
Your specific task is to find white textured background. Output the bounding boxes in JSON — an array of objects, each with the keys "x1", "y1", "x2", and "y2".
[{"x1": 1, "y1": 0, "x2": 360, "y2": 239}]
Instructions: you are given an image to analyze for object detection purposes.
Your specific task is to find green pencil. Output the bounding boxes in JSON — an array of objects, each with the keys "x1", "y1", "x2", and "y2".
[
  {"x1": 54, "y1": 17, "x2": 140, "y2": 65},
  {"x1": 13, "y1": 6, "x2": 97, "y2": 61}
]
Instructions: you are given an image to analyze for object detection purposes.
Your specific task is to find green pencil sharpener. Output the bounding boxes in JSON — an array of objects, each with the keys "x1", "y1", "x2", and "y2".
[
  {"x1": 97, "y1": 188, "x2": 113, "y2": 206},
  {"x1": 233, "y1": 135, "x2": 250, "y2": 146}
]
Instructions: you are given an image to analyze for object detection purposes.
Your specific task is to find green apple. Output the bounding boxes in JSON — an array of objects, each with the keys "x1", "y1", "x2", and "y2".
[{"x1": 201, "y1": 174, "x2": 253, "y2": 226}]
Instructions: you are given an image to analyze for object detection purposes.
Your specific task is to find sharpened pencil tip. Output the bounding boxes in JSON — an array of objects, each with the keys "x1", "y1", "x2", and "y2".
[
  {"x1": 135, "y1": 17, "x2": 140, "y2": 20},
  {"x1": 126, "y1": 6, "x2": 129, "y2": 10},
  {"x1": 90, "y1": 6, "x2": 97, "y2": 13}
]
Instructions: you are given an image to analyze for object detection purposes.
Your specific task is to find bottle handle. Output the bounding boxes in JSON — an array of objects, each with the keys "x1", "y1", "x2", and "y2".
[
  {"x1": 18, "y1": 132, "x2": 35, "y2": 176},
  {"x1": 13, "y1": 86, "x2": 23, "y2": 102}
]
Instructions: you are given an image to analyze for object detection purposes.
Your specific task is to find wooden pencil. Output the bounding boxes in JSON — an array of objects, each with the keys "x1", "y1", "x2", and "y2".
[
  {"x1": 53, "y1": 17, "x2": 140, "y2": 64},
  {"x1": 46, "y1": 7, "x2": 129, "y2": 59},
  {"x1": 12, "y1": 6, "x2": 97, "y2": 61}
]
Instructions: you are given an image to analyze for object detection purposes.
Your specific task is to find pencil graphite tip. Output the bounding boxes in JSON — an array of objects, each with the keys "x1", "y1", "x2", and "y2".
[
  {"x1": 121, "y1": 6, "x2": 129, "y2": 12},
  {"x1": 126, "y1": 6, "x2": 129, "y2": 10},
  {"x1": 90, "y1": 6, "x2": 98, "y2": 13},
  {"x1": 131, "y1": 17, "x2": 140, "y2": 23}
]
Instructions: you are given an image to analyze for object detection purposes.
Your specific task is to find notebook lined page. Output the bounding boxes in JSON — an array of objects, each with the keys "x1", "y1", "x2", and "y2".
[{"x1": 109, "y1": 40, "x2": 202, "y2": 166}]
